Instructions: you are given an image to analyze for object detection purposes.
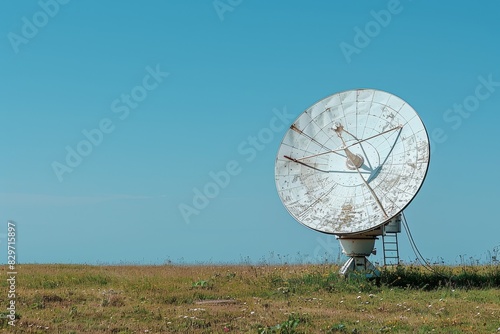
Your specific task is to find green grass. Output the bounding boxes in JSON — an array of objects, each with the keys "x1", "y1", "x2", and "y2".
[{"x1": 0, "y1": 264, "x2": 499, "y2": 333}]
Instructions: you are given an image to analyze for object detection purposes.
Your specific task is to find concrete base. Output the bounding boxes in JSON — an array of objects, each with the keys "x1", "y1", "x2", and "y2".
[{"x1": 339, "y1": 256, "x2": 381, "y2": 278}]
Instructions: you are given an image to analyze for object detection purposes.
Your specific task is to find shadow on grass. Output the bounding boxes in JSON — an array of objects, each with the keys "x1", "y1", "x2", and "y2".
[{"x1": 380, "y1": 264, "x2": 500, "y2": 290}]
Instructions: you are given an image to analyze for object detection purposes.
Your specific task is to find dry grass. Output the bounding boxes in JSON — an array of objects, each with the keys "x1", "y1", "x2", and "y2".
[{"x1": 0, "y1": 264, "x2": 499, "y2": 333}]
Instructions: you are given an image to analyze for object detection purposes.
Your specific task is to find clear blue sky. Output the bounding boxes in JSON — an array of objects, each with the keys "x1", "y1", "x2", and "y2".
[{"x1": 1, "y1": 1, "x2": 499, "y2": 265}]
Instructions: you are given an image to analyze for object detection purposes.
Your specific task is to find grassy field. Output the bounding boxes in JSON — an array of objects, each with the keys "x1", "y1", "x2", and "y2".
[{"x1": 0, "y1": 264, "x2": 499, "y2": 333}]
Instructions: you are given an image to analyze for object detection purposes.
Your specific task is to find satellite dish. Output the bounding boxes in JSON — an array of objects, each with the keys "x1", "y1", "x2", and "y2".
[{"x1": 275, "y1": 89, "x2": 430, "y2": 275}]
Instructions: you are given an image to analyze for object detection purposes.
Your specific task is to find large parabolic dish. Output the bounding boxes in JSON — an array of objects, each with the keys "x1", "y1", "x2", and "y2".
[{"x1": 275, "y1": 89, "x2": 430, "y2": 235}]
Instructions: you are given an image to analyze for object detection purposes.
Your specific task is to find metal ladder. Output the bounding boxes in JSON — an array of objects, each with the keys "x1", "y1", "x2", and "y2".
[{"x1": 382, "y1": 232, "x2": 400, "y2": 266}]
